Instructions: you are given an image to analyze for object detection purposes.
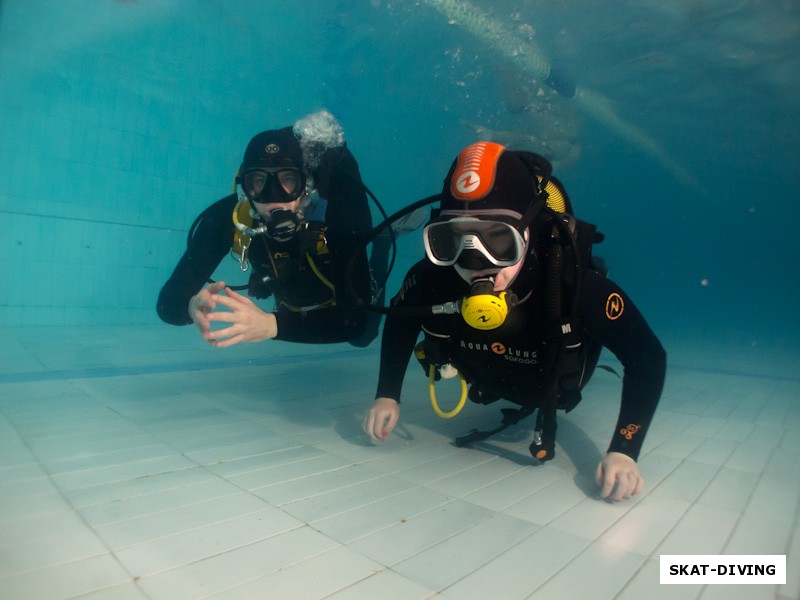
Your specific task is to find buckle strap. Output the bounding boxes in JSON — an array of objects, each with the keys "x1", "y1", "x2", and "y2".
[{"x1": 455, "y1": 405, "x2": 534, "y2": 447}]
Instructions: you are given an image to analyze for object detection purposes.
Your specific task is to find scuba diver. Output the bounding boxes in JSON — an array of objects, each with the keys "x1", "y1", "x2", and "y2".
[
  {"x1": 362, "y1": 141, "x2": 666, "y2": 501},
  {"x1": 157, "y1": 110, "x2": 389, "y2": 347}
]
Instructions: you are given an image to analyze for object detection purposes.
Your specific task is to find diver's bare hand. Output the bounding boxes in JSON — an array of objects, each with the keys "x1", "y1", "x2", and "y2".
[
  {"x1": 204, "y1": 287, "x2": 278, "y2": 347},
  {"x1": 596, "y1": 452, "x2": 644, "y2": 501},
  {"x1": 188, "y1": 281, "x2": 226, "y2": 335},
  {"x1": 363, "y1": 397, "x2": 400, "y2": 443}
]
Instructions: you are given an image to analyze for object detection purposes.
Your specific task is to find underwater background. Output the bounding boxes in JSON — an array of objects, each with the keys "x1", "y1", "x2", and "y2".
[{"x1": 0, "y1": 0, "x2": 798, "y2": 377}]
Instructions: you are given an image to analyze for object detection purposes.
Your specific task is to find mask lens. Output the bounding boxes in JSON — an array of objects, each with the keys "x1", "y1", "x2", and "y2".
[
  {"x1": 425, "y1": 222, "x2": 462, "y2": 263},
  {"x1": 479, "y1": 221, "x2": 518, "y2": 262},
  {"x1": 277, "y1": 169, "x2": 302, "y2": 197},
  {"x1": 243, "y1": 168, "x2": 305, "y2": 204},
  {"x1": 243, "y1": 171, "x2": 267, "y2": 198}
]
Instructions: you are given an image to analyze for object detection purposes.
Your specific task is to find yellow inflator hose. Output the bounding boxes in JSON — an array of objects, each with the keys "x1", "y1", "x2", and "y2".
[{"x1": 429, "y1": 365, "x2": 468, "y2": 419}]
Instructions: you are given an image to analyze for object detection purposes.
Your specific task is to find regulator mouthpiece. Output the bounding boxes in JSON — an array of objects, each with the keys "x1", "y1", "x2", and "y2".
[
  {"x1": 460, "y1": 277, "x2": 516, "y2": 330},
  {"x1": 267, "y1": 209, "x2": 300, "y2": 242}
]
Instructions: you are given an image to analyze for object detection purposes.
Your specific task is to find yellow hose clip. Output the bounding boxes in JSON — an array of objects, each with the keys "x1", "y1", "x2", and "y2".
[{"x1": 429, "y1": 364, "x2": 468, "y2": 419}]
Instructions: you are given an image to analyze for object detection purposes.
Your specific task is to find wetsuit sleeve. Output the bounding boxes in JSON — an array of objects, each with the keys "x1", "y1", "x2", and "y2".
[
  {"x1": 581, "y1": 269, "x2": 667, "y2": 460},
  {"x1": 273, "y1": 305, "x2": 368, "y2": 344},
  {"x1": 273, "y1": 146, "x2": 372, "y2": 344},
  {"x1": 374, "y1": 261, "x2": 429, "y2": 401},
  {"x1": 156, "y1": 196, "x2": 236, "y2": 325}
]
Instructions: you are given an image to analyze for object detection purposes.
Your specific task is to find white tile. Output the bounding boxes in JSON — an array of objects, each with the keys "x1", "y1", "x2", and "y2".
[
  {"x1": 779, "y1": 421, "x2": 800, "y2": 452},
  {"x1": 688, "y1": 438, "x2": 737, "y2": 467},
  {"x1": 114, "y1": 506, "x2": 304, "y2": 576},
  {"x1": 252, "y1": 463, "x2": 387, "y2": 507},
  {"x1": 352, "y1": 440, "x2": 460, "y2": 475},
  {"x1": 633, "y1": 452, "x2": 685, "y2": 495},
  {"x1": 64, "y1": 465, "x2": 217, "y2": 508},
  {"x1": 728, "y1": 398, "x2": 769, "y2": 424},
  {"x1": 281, "y1": 472, "x2": 416, "y2": 523},
  {"x1": 228, "y1": 453, "x2": 353, "y2": 492},
  {"x1": 384, "y1": 446, "x2": 496, "y2": 485},
  {"x1": 0, "y1": 489, "x2": 73, "y2": 520},
  {"x1": 313, "y1": 434, "x2": 418, "y2": 465},
  {"x1": 10, "y1": 408, "x2": 135, "y2": 439},
  {"x1": 712, "y1": 419, "x2": 754, "y2": 442},
  {"x1": 92, "y1": 491, "x2": 272, "y2": 550},
  {"x1": 0, "y1": 443, "x2": 38, "y2": 470},
  {"x1": 700, "y1": 583, "x2": 779, "y2": 600},
  {"x1": 682, "y1": 417, "x2": 727, "y2": 437},
  {"x1": 179, "y1": 430, "x2": 305, "y2": 464},
  {"x1": 648, "y1": 432, "x2": 711, "y2": 460},
  {"x1": 779, "y1": 522, "x2": 800, "y2": 600},
  {"x1": 764, "y1": 447, "x2": 800, "y2": 481},
  {"x1": 503, "y1": 472, "x2": 594, "y2": 525},
  {"x1": 136, "y1": 525, "x2": 338, "y2": 599},
  {"x1": 0, "y1": 553, "x2": 132, "y2": 600},
  {"x1": 349, "y1": 500, "x2": 493, "y2": 566},
  {"x1": 321, "y1": 568, "x2": 437, "y2": 600},
  {"x1": 645, "y1": 460, "x2": 719, "y2": 504},
  {"x1": 524, "y1": 540, "x2": 646, "y2": 600},
  {"x1": 654, "y1": 502, "x2": 740, "y2": 555},
  {"x1": 425, "y1": 455, "x2": 526, "y2": 497},
  {"x1": 78, "y1": 475, "x2": 243, "y2": 526},
  {"x1": 615, "y1": 558, "x2": 702, "y2": 600},
  {"x1": 204, "y1": 443, "x2": 326, "y2": 477},
  {"x1": 722, "y1": 441, "x2": 774, "y2": 473},
  {"x1": 461, "y1": 465, "x2": 565, "y2": 512},
  {"x1": 555, "y1": 415, "x2": 605, "y2": 446},
  {"x1": 441, "y1": 526, "x2": 589, "y2": 600},
  {"x1": 0, "y1": 469, "x2": 57, "y2": 502},
  {"x1": 39, "y1": 441, "x2": 181, "y2": 475},
  {"x1": 548, "y1": 434, "x2": 608, "y2": 473},
  {"x1": 68, "y1": 583, "x2": 150, "y2": 599},
  {"x1": 313, "y1": 486, "x2": 452, "y2": 544},
  {"x1": 754, "y1": 398, "x2": 792, "y2": 427},
  {"x1": 207, "y1": 545, "x2": 383, "y2": 600},
  {"x1": 743, "y1": 458, "x2": 800, "y2": 522},
  {"x1": 650, "y1": 411, "x2": 704, "y2": 438},
  {"x1": 723, "y1": 512, "x2": 795, "y2": 556},
  {"x1": 696, "y1": 467, "x2": 759, "y2": 513},
  {"x1": 596, "y1": 495, "x2": 691, "y2": 556},
  {"x1": 548, "y1": 495, "x2": 634, "y2": 541},
  {"x1": 0, "y1": 522, "x2": 109, "y2": 578},
  {"x1": 0, "y1": 508, "x2": 88, "y2": 547},
  {"x1": 391, "y1": 513, "x2": 539, "y2": 590},
  {"x1": 49, "y1": 454, "x2": 199, "y2": 492}
]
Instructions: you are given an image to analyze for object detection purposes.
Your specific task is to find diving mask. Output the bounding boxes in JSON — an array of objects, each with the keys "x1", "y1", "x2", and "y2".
[
  {"x1": 424, "y1": 212, "x2": 526, "y2": 268},
  {"x1": 241, "y1": 167, "x2": 306, "y2": 204}
]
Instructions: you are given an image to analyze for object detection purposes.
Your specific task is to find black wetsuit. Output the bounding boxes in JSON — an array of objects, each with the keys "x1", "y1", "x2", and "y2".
[
  {"x1": 376, "y1": 259, "x2": 666, "y2": 460},
  {"x1": 157, "y1": 146, "x2": 376, "y2": 345}
]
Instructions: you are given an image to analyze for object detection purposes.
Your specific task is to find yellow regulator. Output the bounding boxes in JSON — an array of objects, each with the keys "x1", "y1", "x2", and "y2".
[{"x1": 460, "y1": 290, "x2": 512, "y2": 330}]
